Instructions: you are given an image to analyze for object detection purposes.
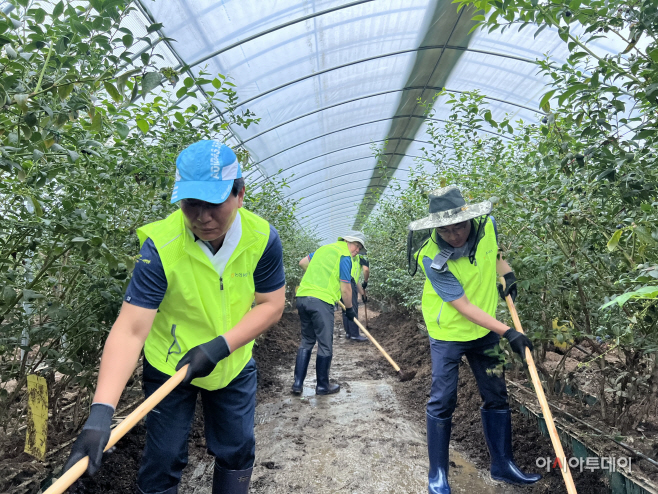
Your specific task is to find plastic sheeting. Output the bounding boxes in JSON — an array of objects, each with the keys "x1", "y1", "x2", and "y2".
[{"x1": 134, "y1": 0, "x2": 625, "y2": 242}]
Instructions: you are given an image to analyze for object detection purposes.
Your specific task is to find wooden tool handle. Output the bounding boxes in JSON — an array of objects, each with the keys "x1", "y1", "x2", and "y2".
[
  {"x1": 499, "y1": 277, "x2": 577, "y2": 494},
  {"x1": 337, "y1": 300, "x2": 401, "y2": 372},
  {"x1": 44, "y1": 366, "x2": 188, "y2": 494}
]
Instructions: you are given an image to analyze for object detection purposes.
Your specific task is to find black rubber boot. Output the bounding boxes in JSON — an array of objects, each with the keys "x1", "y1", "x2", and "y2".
[
  {"x1": 212, "y1": 462, "x2": 252, "y2": 494},
  {"x1": 350, "y1": 326, "x2": 368, "y2": 342},
  {"x1": 480, "y1": 408, "x2": 541, "y2": 485},
  {"x1": 427, "y1": 412, "x2": 451, "y2": 494},
  {"x1": 291, "y1": 348, "x2": 312, "y2": 395},
  {"x1": 315, "y1": 354, "x2": 340, "y2": 395}
]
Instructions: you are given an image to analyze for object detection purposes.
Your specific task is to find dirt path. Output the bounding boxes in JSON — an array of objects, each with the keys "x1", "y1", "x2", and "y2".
[{"x1": 181, "y1": 311, "x2": 521, "y2": 493}]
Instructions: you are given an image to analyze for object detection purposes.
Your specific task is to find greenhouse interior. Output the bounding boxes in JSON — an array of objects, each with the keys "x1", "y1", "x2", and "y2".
[{"x1": 1, "y1": 0, "x2": 657, "y2": 493}]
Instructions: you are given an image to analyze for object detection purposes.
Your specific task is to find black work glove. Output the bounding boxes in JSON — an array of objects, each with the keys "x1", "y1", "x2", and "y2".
[
  {"x1": 345, "y1": 306, "x2": 357, "y2": 321},
  {"x1": 361, "y1": 281, "x2": 368, "y2": 290},
  {"x1": 497, "y1": 272, "x2": 518, "y2": 302},
  {"x1": 176, "y1": 335, "x2": 230, "y2": 384},
  {"x1": 362, "y1": 292, "x2": 368, "y2": 303},
  {"x1": 503, "y1": 328, "x2": 533, "y2": 358},
  {"x1": 63, "y1": 403, "x2": 114, "y2": 476}
]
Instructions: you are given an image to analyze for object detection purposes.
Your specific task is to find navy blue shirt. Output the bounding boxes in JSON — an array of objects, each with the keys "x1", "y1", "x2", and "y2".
[
  {"x1": 307, "y1": 251, "x2": 352, "y2": 283},
  {"x1": 423, "y1": 217, "x2": 498, "y2": 302},
  {"x1": 125, "y1": 225, "x2": 285, "y2": 310}
]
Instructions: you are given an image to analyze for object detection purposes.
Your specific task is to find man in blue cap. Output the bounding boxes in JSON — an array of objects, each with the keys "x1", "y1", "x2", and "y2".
[{"x1": 63, "y1": 140, "x2": 286, "y2": 494}]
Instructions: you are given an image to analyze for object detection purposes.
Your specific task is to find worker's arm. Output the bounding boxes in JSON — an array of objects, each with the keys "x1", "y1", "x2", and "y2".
[
  {"x1": 223, "y1": 286, "x2": 285, "y2": 351},
  {"x1": 93, "y1": 302, "x2": 156, "y2": 407},
  {"x1": 340, "y1": 281, "x2": 353, "y2": 309},
  {"x1": 361, "y1": 265, "x2": 370, "y2": 284},
  {"x1": 496, "y1": 256, "x2": 512, "y2": 276},
  {"x1": 448, "y1": 295, "x2": 510, "y2": 336},
  {"x1": 299, "y1": 256, "x2": 310, "y2": 271}
]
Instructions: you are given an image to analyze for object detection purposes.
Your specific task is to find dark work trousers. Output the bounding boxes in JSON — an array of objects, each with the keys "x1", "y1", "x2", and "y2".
[
  {"x1": 297, "y1": 296, "x2": 335, "y2": 357},
  {"x1": 428, "y1": 331, "x2": 508, "y2": 419},
  {"x1": 136, "y1": 358, "x2": 257, "y2": 494},
  {"x1": 341, "y1": 278, "x2": 359, "y2": 336}
]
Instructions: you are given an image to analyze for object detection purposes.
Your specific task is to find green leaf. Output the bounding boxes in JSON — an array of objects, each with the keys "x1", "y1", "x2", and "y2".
[
  {"x1": 649, "y1": 48, "x2": 658, "y2": 64},
  {"x1": 115, "y1": 122, "x2": 129, "y2": 139},
  {"x1": 140, "y1": 52, "x2": 150, "y2": 65},
  {"x1": 34, "y1": 8, "x2": 46, "y2": 24},
  {"x1": 67, "y1": 150, "x2": 80, "y2": 163},
  {"x1": 72, "y1": 237, "x2": 89, "y2": 244},
  {"x1": 103, "y1": 81, "x2": 122, "y2": 102},
  {"x1": 607, "y1": 229, "x2": 623, "y2": 251},
  {"x1": 58, "y1": 83, "x2": 74, "y2": 100},
  {"x1": 122, "y1": 33, "x2": 133, "y2": 47},
  {"x1": 90, "y1": 112, "x2": 102, "y2": 132},
  {"x1": 52, "y1": 1, "x2": 65, "y2": 18},
  {"x1": 5, "y1": 44, "x2": 17, "y2": 59},
  {"x1": 13, "y1": 93, "x2": 29, "y2": 113},
  {"x1": 141, "y1": 71, "x2": 162, "y2": 98},
  {"x1": 534, "y1": 23, "x2": 547, "y2": 38},
  {"x1": 601, "y1": 286, "x2": 658, "y2": 309},
  {"x1": 184, "y1": 77, "x2": 194, "y2": 88},
  {"x1": 146, "y1": 22, "x2": 163, "y2": 33},
  {"x1": 25, "y1": 195, "x2": 43, "y2": 216},
  {"x1": 136, "y1": 118, "x2": 149, "y2": 133},
  {"x1": 212, "y1": 78, "x2": 222, "y2": 89},
  {"x1": 176, "y1": 86, "x2": 187, "y2": 98},
  {"x1": 539, "y1": 89, "x2": 556, "y2": 111}
]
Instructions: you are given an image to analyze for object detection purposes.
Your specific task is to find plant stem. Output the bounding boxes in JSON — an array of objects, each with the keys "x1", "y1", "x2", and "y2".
[{"x1": 33, "y1": 40, "x2": 54, "y2": 95}]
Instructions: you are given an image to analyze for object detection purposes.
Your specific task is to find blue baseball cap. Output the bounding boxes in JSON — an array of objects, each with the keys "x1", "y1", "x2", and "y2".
[{"x1": 171, "y1": 140, "x2": 242, "y2": 204}]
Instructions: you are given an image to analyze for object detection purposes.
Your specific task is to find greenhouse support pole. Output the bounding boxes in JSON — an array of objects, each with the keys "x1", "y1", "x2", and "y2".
[
  {"x1": 500, "y1": 277, "x2": 578, "y2": 494},
  {"x1": 43, "y1": 366, "x2": 189, "y2": 494}
]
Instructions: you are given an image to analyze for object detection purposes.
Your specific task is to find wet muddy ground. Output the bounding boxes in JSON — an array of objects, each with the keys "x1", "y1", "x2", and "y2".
[
  {"x1": 181, "y1": 309, "x2": 514, "y2": 493},
  {"x1": 5, "y1": 308, "x2": 639, "y2": 493}
]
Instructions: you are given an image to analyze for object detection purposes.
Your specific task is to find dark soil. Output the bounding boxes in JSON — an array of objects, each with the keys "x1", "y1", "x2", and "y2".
[{"x1": 363, "y1": 309, "x2": 610, "y2": 494}]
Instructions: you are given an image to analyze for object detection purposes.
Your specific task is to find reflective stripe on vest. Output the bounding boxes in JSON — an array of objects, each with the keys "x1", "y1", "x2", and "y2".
[
  {"x1": 296, "y1": 241, "x2": 351, "y2": 305},
  {"x1": 136, "y1": 208, "x2": 270, "y2": 390},
  {"x1": 418, "y1": 218, "x2": 498, "y2": 342}
]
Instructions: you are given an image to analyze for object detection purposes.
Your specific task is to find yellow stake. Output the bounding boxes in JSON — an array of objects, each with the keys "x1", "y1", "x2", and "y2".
[{"x1": 25, "y1": 374, "x2": 48, "y2": 461}]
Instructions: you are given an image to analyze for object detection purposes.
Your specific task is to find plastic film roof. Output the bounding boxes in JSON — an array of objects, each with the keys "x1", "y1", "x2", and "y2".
[{"x1": 133, "y1": 0, "x2": 626, "y2": 242}]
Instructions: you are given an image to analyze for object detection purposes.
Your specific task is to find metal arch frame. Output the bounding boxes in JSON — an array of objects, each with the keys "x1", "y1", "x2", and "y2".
[
  {"x1": 135, "y1": 0, "x2": 283, "y2": 216},
  {"x1": 247, "y1": 140, "x2": 412, "y2": 184},
  {"x1": 301, "y1": 203, "x2": 366, "y2": 224},
  {"x1": 250, "y1": 117, "x2": 416, "y2": 168},
  {"x1": 248, "y1": 117, "x2": 507, "y2": 185},
  {"x1": 302, "y1": 205, "x2": 367, "y2": 225},
  {"x1": 298, "y1": 182, "x2": 408, "y2": 219},
  {"x1": 250, "y1": 115, "x2": 508, "y2": 169},
  {"x1": 211, "y1": 44, "x2": 535, "y2": 117},
  {"x1": 284, "y1": 166, "x2": 415, "y2": 198},
  {"x1": 179, "y1": 0, "x2": 376, "y2": 70},
  {"x1": 283, "y1": 155, "x2": 421, "y2": 188},
  {"x1": 240, "y1": 86, "x2": 540, "y2": 147}
]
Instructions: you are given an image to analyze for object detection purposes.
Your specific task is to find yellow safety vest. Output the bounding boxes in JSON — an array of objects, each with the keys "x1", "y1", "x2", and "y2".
[
  {"x1": 297, "y1": 241, "x2": 351, "y2": 305},
  {"x1": 418, "y1": 218, "x2": 498, "y2": 342},
  {"x1": 137, "y1": 208, "x2": 270, "y2": 390},
  {"x1": 351, "y1": 255, "x2": 362, "y2": 284}
]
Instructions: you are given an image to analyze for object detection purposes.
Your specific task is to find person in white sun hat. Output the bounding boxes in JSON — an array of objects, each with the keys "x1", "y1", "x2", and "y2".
[
  {"x1": 63, "y1": 140, "x2": 285, "y2": 494},
  {"x1": 337, "y1": 232, "x2": 370, "y2": 342},
  {"x1": 292, "y1": 233, "x2": 364, "y2": 395},
  {"x1": 408, "y1": 186, "x2": 540, "y2": 494}
]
